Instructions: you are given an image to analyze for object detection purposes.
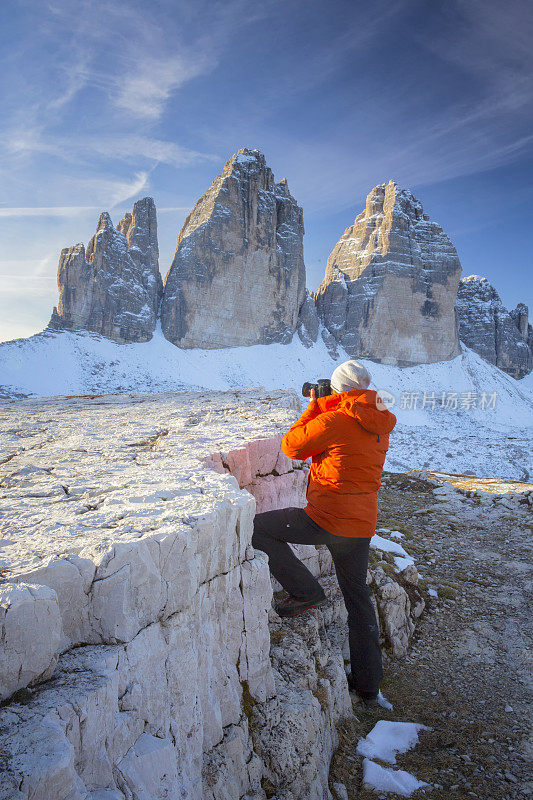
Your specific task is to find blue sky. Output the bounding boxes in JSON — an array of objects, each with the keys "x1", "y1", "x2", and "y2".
[{"x1": 1, "y1": 0, "x2": 532, "y2": 342}]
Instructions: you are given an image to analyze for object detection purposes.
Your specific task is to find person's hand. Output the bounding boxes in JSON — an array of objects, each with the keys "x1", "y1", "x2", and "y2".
[{"x1": 310, "y1": 387, "x2": 317, "y2": 403}]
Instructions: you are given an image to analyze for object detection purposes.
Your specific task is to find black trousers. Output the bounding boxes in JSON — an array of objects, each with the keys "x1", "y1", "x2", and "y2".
[{"x1": 252, "y1": 506, "x2": 383, "y2": 694}]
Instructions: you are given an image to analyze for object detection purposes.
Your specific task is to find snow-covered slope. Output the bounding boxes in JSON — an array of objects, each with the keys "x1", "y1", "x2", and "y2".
[
  {"x1": 1, "y1": 326, "x2": 532, "y2": 479},
  {"x1": 0, "y1": 324, "x2": 338, "y2": 399}
]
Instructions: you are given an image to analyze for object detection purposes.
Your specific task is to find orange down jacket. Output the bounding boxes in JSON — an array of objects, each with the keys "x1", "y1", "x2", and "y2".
[{"x1": 281, "y1": 390, "x2": 397, "y2": 538}]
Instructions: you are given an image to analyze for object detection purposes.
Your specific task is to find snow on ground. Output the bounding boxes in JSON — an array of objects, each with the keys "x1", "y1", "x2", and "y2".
[
  {"x1": 357, "y1": 721, "x2": 430, "y2": 764},
  {"x1": 377, "y1": 691, "x2": 394, "y2": 711},
  {"x1": 362, "y1": 759, "x2": 429, "y2": 797},
  {"x1": 371, "y1": 534, "x2": 411, "y2": 558},
  {"x1": 371, "y1": 533, "x2": 416, "y2": 573},
  {"x1": 378, "y1": 529, "x2": 405, "y2": 540},
  {"x1": 0, "y1": 323, "x2": 340, "y2": 399},
  {"x1": 0, "y1": 326, "x2": 532, "y2": 479},
  {"x1": 393, "y1": 555, "x2": 416, "y2": 571},
  {"x1": 358, "y1": 721, "x2": 431, "y2": 797}
]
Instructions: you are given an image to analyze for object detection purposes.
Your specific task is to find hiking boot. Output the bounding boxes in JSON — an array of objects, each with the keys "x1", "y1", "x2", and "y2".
[
  {"x1": 346, "y1": 672, "x2": 379, "y2": 707},
  {"x1": 274, "y1": 592, "x2": 327, "y2": 617}
]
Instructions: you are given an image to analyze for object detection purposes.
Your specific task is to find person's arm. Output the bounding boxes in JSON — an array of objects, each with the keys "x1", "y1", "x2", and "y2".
[{"x1": 281, "y1": 389, "x2": 334, "y2": 460}]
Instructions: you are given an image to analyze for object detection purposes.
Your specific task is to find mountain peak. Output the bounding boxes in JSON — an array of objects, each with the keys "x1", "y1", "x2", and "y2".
[
  {"x1": 315, "y1": 180, "x2": 461, "y2": 366},
  {"x1": 48, "y1": 201, "x2": 162, "y2": 343},
  {"x1": 234, "y1": 147, "x2": 265, "y2": 164},
  {"x1": 161, "y1": 149, "x2": 305, "y2": 349}
]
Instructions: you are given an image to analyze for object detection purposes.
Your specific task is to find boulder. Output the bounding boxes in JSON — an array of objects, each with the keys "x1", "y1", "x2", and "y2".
[
  {"x1": 48, "y1": 198, "x2": 162, "y2": 343},
  {"x1": 456, "y1": 276, "x2": 533, "y2": 378},
  {"x1": 161, "y1": 148, "x2": 306, "y2": 348},
  {"x1": 315, "y1": 180, "x2": 462, "y2": 365}
]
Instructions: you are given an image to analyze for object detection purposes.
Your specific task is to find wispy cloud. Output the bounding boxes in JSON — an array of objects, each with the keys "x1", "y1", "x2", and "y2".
[
  {"x1": 37, "y1": 0, "x2": 220, "y2": 122},
  {"x1": 0, "y1": 275, "x2": 56, "y2": 296},
  {"x1": 107, "y1": 170, "x2": 150, "y2": 207},
  {"x1": 420, "y1": 0, "x2": 533, "y2": 94},
  {"x1": 0, "y1": 127, "x2": 218, "y2": 173},
  {"x1": 47, "y1": 52, "x2": 94, "y2": 111},
  {"x1": 0, "y1": 169, "x2": 151, "y2": 214},
  {"x1": 0, "y1": 254, "x2": 58, "y2": 294},
  {"x1": 113, "y1": 55, "x2": 212, "y2": 120},
  {"x1": 2, "y1": 125, "x2": 59, "y2": 162},
  {"x1": 0, "y1": 207, "x2": 100, "y2": 218},
  {"x1": 80, "y1": 136, "x2": 218, "y2": 167}
]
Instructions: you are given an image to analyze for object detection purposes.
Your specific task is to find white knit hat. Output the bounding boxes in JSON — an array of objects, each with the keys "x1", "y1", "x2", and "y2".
[{"x1": 330, "y1": 360, "x2": 371, "y2": 393}]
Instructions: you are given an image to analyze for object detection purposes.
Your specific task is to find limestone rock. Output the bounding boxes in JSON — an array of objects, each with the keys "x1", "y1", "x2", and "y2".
[
  {"x1": 114, "y1": 733, "x2": 183, "y2": 799},
  {"x1": 0, "y1": 391, "x2": 422, "y2": 800},
  {"x1": 297, "y1": 290, "x2": 320, "y2": 347},
  {"x1": 0, "y1": 583, "x2": 61, "y2": 701},
  {"x1": 509, "y1": 302, "x2": 531, "y2": 342},
  {"x1": 456, "y1": 276, "x2": 533, "y2": 378},
  {"x1": 315, "y1": 180, "x2": 462, "y2": 366},
  {"x1": 399, "y1": 564, "x2": 419, "y2": 586},
  {"x1": 371, "y1": 566, "x2": 414, "y2": 657},
  {"x1": 48, "y1": 198, "x2": 162, "y2": 343},
  {"x1": 11, "y1": 556, "x2": 95, "y2": 653},
  {"x1": 161, "y1": 148, "x2": 306, "y2": 348}
]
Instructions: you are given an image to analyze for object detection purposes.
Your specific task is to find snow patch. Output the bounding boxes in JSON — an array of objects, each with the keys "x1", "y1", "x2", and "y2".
[
  {"x1": 394, "y1": 555, "x2": 416, "y2": 571},
  {"x1": 357, "y1": 720, "x2": 431, "y2": 764},
  {"x1": 359, "y1": 721, "x2": 431, "y2": 797},
  {"x1": 371, "y1": 535, "x2": 410, "y2": 557},
  {"x1": 363, "y1": 759, "x2": 429, "y2": 797}
]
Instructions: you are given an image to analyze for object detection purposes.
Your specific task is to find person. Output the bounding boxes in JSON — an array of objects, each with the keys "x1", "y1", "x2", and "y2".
[{"x1": 252, "y1": 359, "x2": 397, "y2": 704}]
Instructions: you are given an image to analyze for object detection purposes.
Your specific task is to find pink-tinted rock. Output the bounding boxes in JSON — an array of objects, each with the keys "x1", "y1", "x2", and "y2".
[
  {"x1": 222, "y1": 448, "x2": 252, "y2": 489},
  {"x1": 247, "y1": 471, "x2": 308, "y2": 514},
  {"x1": 203, "y1": 454, "x2": 228, "y2": 475},
  {"x1": 246, "y1": 435, "x2": 286, "y2": 476}
]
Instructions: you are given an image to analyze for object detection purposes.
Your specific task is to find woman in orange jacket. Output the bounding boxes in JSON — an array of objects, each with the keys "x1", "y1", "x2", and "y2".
[{"x1": 252, "y1": 359, "x2": 396, "y2": 704}]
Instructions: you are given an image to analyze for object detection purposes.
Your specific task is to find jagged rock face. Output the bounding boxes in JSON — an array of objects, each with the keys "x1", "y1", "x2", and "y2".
[
  {"x1": 456, "y1": 276, "x2": 533, "y2": 379},
  {"x1": 510, "y1": 301, "x2": 533, "y2": 354},
  {"x1": 49, "y1": 197, "x2": 162, "y2": 343},
  {"x1": 315, "y1": 180, "x2": 462, "y2": 366},
  {"x1": 296, "y1": 290, "x2": 320, "y2": 348},
  {"x1": 161, "y1": 149, "x2": 306, "y2": 348},
  {"x1": 510, "y1": 302, "x2": 529, "y2": 340}
]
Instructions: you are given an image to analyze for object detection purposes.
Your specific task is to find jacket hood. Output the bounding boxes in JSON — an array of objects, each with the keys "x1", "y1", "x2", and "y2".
[{"x1": 316, "y1": 389, "x2": 397, "y2": 435}]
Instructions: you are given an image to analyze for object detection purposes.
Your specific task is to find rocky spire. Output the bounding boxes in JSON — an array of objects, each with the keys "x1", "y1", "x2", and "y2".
[
  {"x1": 509, "y1": 302, "x2": 532, "y2": 348},
  {"x1": 49, "y1": 198, "x2": 162, "y2": 343},
  {"x1": 314, "y1": 180, "x2": 462, "y2": 366},
  {"x1": 160, "y1": 148, "x2": 306, "y2": 349},
  {"x1": 456, "y1": 276, "x2": 532, "y2": 378}
]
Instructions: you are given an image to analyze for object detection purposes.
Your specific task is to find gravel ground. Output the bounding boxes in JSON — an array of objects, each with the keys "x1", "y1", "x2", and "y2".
[{"x1": 329, "y1": 471, "x2": 533, "y2": 800}]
